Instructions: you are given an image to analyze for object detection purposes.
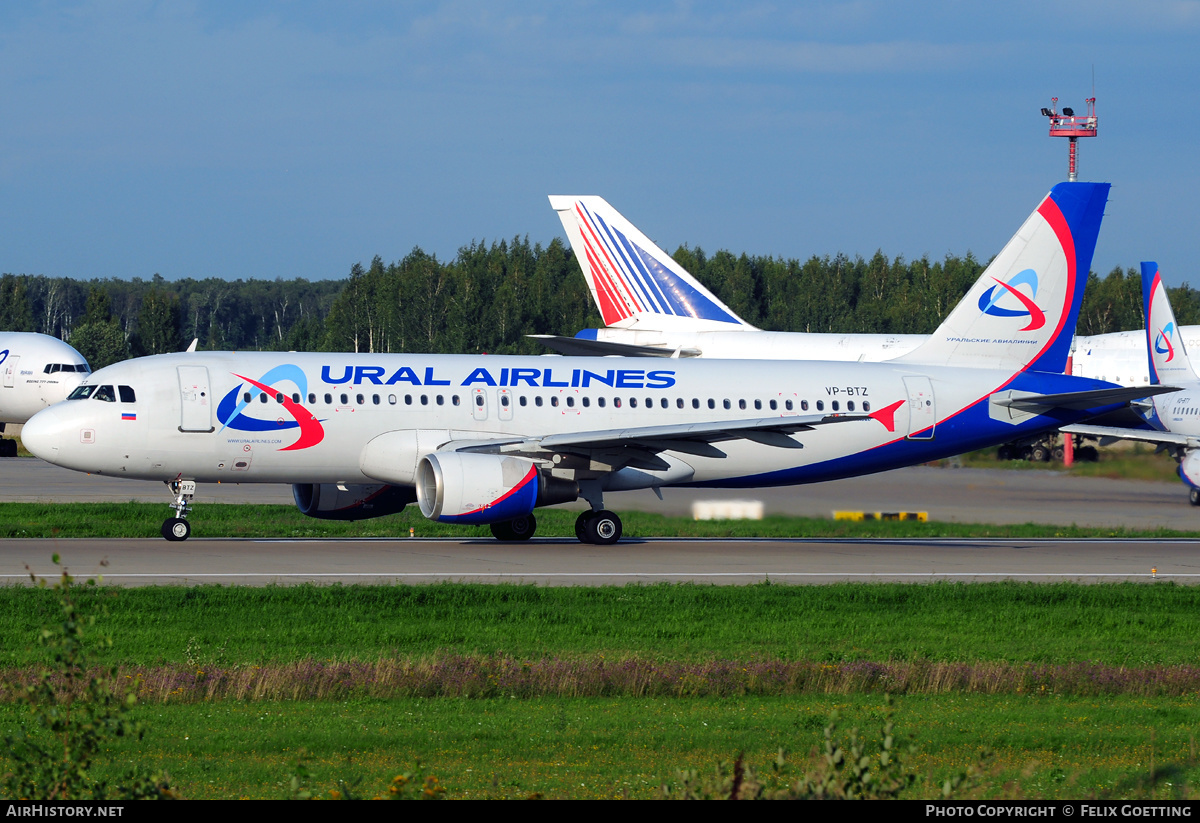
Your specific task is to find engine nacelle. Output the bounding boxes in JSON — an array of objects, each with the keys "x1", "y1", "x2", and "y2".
[
  {"x1": 1180, "y1": 451, "x2": 1200, "y2": 488},
  {"x1": 292, "y1": 483, "x2": 416, "y2": 521},
  {"x1": 416, "y1": 452, "x2": 577, "y2": 524}
]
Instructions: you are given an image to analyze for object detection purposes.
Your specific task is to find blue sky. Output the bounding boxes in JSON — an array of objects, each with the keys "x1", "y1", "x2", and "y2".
[{"x1": 2, "y1": 1, "x2": 1198, "y2": 286}]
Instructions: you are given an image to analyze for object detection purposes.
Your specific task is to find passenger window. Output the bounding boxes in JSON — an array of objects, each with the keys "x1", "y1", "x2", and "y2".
[
  {"x1": 276, "y1": 392, "x2": 285, "y2": 404},
  {"x1": 324, "y1": 393, "x2": 333, "y2": 404},
  {"x1": 452, "y1": 395, "x2": 460, "y2": 406},
  {"x1": 436, "y1": 395, "x2": 444, "y2": 405},
  {"x1": 244, "y1": 392, "x2": 252, "y2": 403},
  {"x1": 565, "y1": 396, "x2": 574, "y2": 407},
  {"x1": 118, "y1": 385, "x2": 136, "y2": 403},
  {"x1": 801, "y1": 400, "x2": 809, "y2": 411},
  {"x1": 786, "y1": 399, "x2": 794, "y2": 411},
  {"x1": 816, "y1": 400, "x2": 824, "y2": 411},
  {"x1": 582, "y1": 397, "x2": 590, "y2": 407},
  {"x1": 614, "y1": 398, "x2": 622, "y2": 408},
  {"x1": 863, "y1": 401, "x2": 871, "y2": 412},
  {"x1": 707, "y1": 399, "x2": 715, "y2": 409},
  {"x1": 503, "y1": 395, "x2": 511, "y2": 407},
  {"x1": 770, "y1": 399, "x2": 777, "y2": 410},
  {"x1": 630, "y1": 398, "x2": 638, "y2": 408},
  {"x1": 475, "y1": 395, "x2": 484, "y2": 407},
  {"x1": 519, "y1": 396, "x2": 527, "y2": 406},
  {"x1": 405, "y1": 395, "x2": 413, "y2": 405},
  {"x1": 535, "y1": 396, "x2": 543, "y2": 407},
  {"x1": 259, "y1": 393, "x2": 267, "y2": 403},
  {"x1": 420, "y1": 395, "x2": 428, "y2": 405},
  {"x1": 598, "y1": 397, "x2": 606, "y2": 408},
  {"x1": 831, "y1": 400, "x2": 839, "y2": 411},
  {"x1": 551, "y1": 396, "x2": 559, "y2": 407},
  {"x1": 754, "y1": 399, "x2": 761, "y2": 410},
  {"x1": 309, "y1": 393, "x2": 317, "y2": 404},
  {"x1": 692, "y1": 399, "x2": 700, "y2": 409},
  {"x1": 93, "y1": 385, "x2": 116, "y2": 403},
  {"x1": 373, "y1": 394, "x2": 380, "y2": 405},
  {"x1": 677, "y1": 398, "x2": 684, "y2": 409},
  {"x1": 388, "y1": 394, "x2": 396, "y2": 405},
  {"x1": 292, "y1": 393, "x2": 301, "y2": 404},
  {"x1": 847, "y1": 401, "x2": 854, "y2": 411}
]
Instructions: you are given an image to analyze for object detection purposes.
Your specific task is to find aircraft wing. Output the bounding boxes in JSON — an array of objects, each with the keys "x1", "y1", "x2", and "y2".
[
  {"x1": 1060, "y1": 423, "x2": 1200, "y2": 449},
  {"x1": 528, "y1": 334, "x2": 702, "y2": 358},
  {"x1": 991, "y1": 385, "x2": 1177, "y2": 412},
  {"x1": 452, "y1": 413, "x2": 875, "y2": 462}
]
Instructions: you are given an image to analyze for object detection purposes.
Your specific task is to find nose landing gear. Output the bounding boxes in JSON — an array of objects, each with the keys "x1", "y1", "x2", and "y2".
[{"x1": 162, "y1": 479, "x2": 196, "y2": 541}]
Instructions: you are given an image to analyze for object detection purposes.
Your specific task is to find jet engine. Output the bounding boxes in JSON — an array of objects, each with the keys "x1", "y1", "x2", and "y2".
[
  {"x1": 416, "y1": 452, "x2": 576, "y2": 524},
  {"x1": 292, "y1": 483, "x2": 416, "y2": 521},
  {"x1": 1179, "y1": 451, "x2": 1200, "y2": 489}
]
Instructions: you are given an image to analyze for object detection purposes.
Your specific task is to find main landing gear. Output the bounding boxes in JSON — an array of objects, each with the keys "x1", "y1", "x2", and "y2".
[
  {"x1": 162, "y1": 479, "x2": 196, "y2": 541},
  {"x1": 574, "y1": 510, "x2": 622, "y2": 545},
  {"x1": 490, "y1": 514, "x2": 537, "y2": 541}
]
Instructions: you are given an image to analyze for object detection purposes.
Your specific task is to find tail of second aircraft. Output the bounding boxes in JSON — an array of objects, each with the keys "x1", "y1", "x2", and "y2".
[
  {"x1": 895, "y1": 182, "x2": 1109, "y2": 375},
  {"x1": 1143, "y1": 261, "x2": 1199, "y2": 385},
  {"x1": 548, "y1": 195, "x2": 755, "y2": 332}
]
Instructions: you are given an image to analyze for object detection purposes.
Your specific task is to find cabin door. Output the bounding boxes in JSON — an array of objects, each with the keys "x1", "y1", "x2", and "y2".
[{"x1": 178, "y1": 366, "x2": 214, "y2": 432}]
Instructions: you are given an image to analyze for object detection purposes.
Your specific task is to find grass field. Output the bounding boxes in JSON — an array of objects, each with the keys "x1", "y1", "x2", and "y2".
[
  {"x1": 3, "y1": 694, "x2": 1194, "y2": 799},
  {"x1": 1, "y1": 501, "x2": 1196, "y2": 540},
  {"x1": 2, "y1": 581, "x2": 1199, "y2": 799}
]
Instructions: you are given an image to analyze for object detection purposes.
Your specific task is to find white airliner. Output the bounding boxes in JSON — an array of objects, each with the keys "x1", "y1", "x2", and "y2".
[
  {"x1": 542, "y1": 195, "x2": 1186, "y2": 388},
  {"x1": 0, "y1": 333, "x2": 90, "y2": 455},
  {"x1": 1064, "y1": 262, "x2": 1200, "y2": 505},
  {"x1": 22, "y1": 182, "x2": 1159, "y2": 543}
]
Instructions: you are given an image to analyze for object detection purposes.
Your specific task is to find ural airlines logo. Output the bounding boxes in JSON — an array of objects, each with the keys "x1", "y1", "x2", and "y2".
[
  {"x1": 0, "y1": 349, "x2": 8, "y2": 366},
  {"x1": 216, "y1": 364, "x2": 325, "y2": 451},
  {"x1": 977, "y1": 269, "x2": 1046, "y2": 331},
  {"x1": 1155, "y1": 322, "x2": 1176, "y2": 362}
]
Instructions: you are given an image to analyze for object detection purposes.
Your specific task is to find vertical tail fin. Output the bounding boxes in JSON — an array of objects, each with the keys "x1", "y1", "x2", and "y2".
[
  {"x1": 894, "y1": 182, "x2": 1109, "y2": 373},
  {"x1": 548, "y1": 195, "x2": 755, "y2": 331},
  {"x1": 1143, "y1": 262, "x2": 1198, "y2": 385}
]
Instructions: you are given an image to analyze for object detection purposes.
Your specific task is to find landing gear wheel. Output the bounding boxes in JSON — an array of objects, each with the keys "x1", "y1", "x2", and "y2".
[
  {"x1": 1031, "y1": 445, "x2": 1049, "y2": 462},
  {"x1": 490, "y1": 514, "x2": 537, "y2": 541},
  {"x1": 1190, "y1": 488, "x2": 1200, "y2": 507},
  {"x1": 575, "y1": 512, "x2": 593, "y2": 543},
  {"x1": 585, "y1": 510, "x2": 622, "y2": 545},
  {"x1": 162, "y1": 517, "x2": 191, "y2": 542}
]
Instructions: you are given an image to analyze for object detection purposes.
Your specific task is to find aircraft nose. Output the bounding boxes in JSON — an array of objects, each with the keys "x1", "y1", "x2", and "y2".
[{"x1": 21, "y1": 405, "x2": 68, "y2": 462}]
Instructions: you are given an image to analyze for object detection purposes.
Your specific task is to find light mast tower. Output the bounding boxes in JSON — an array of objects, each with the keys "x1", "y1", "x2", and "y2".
[{"x1": 1041, "y1": 97, "x2": 1097, "y2": 182}]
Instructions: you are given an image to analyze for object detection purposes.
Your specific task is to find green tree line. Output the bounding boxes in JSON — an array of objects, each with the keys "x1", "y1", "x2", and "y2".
[{"x1": 1, "y1": 239, "x2": 1190, "y2": 369}]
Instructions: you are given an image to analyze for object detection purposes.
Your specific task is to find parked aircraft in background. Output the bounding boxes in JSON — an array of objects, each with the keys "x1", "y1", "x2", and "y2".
[
  {"x1": 23, "y1": 182, "x2": 1159, "y2": 544},
  {"x1": 542, "y1": 195, "x2": 1189, "y2": 388},
  {"x1": 1064, "y1": 262, "x2": 1200, "y2": 505},
  {"x1": 0, "y1": 333, "x2": 90, "y2": 455}
]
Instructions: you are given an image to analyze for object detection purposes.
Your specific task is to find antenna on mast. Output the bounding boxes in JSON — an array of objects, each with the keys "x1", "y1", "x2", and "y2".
[{"x1": 1041, "y1": 96, "x2": 1098, "y2": 182}]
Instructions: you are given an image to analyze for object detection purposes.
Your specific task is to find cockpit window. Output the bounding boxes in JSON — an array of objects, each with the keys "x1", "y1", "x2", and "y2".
[
  {"x1": 68, "y1": 385, "x2": 96, "y2": 400},
  {"x1": 44, "y1": 364, "x2": 59, "y2": 374},
  {"x1": 118, "y1": 385, "x2": 136, "y2": 403},
  {"x1": 93, "y1": 385, "x2": 116, "y2": 403}
]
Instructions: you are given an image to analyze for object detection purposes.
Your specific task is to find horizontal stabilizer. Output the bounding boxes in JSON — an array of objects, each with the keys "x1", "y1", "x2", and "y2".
[
  {"x1": 1061, "y1": 423, "x2": 1200, "y2": 449},
  {"x1": 991, "y1": 385, "x2": 1177, "y2": 412},
  {"x1": 528, "y1": 334, "x2": 702, "y2": 358}
]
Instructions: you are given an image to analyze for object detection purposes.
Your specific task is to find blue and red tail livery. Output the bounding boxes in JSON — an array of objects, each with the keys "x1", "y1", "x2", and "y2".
[
  {"x1": 550, "y1": 195, "x2": 752, "y2": 331},
  {"x1": 896, "y1": 182, "x2": 1108, "y2": 376}
]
